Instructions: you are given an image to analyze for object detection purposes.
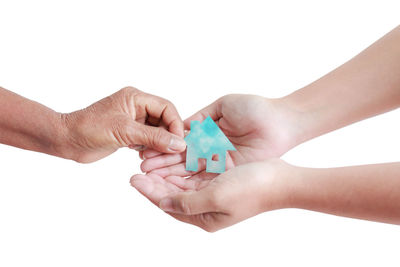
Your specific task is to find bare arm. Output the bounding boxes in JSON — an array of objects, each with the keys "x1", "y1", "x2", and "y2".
[
  {"x1": 283, "y1": 25, "x2": 400, "y2": 145},
  {"x1": 291, "y1": 162, "x2": 400, "y2": 225},
  {"x1": 0, "y1": 87, "x2": 185, "y2": 162},
  {"x1": 0, "y1": 87, "x2": 66, "y2": 157}
]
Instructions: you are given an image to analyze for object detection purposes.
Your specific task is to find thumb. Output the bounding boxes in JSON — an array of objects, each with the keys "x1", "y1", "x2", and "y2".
[
  {"x1": 159, "y1": 189, "x2": 216, "y2": 215},
  {"x1": 130, "y1": 122, "x2": 186, "y2": 153}
]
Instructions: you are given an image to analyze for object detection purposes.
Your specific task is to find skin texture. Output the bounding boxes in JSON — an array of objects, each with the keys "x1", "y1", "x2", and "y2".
[
  {"x1": 132, "y1": 25, "x2": 400, "y2": 231},
  {"x1": 0, "y1": 87, "x2": 186, "y2": 163},
  {"x1": 132, "y1": 159, "x2": 292, "y2": 232},
  {"x1": 132, "y1": 159, "x2": 400, "y2": 232}
]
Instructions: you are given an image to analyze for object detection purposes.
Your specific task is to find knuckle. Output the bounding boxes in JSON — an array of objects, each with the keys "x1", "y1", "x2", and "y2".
[
  {"x1": 121, "y1": 86, "x2": 136, "y2": 93},
  {"x1": 119, "y1": 86, "x2": 139, "y2": 99},
  {"x1": 220, "y1": 94, "x2": 234, "y2": 103},
  {"x1": 198, "y1": 214, "x2": 219, "y2": 233},
  {"x1": 153, "y1": 128, "x2": 165, "y2": 140},
  {"x1": 221, "y1": 94, "x2": 240, "y2": 105},
  {"x1": 201, "y1": 225, "x2": 215, "y2": 233},
  {"x1": 111, "y1": 117, "x2": 134, "y2": 146},
  {"x1": 150, "y1": 129, "x2": 164, "y2": 147},
  {"x1": 178, "y1": 199, "x2": 192, "y2": 215},
  {"x1": 204, "y1": 226, "x2": 218, "y2": 233},
  {"x1": 164, "y1": 99, "x2": 173, "y2": 107},
  {"x1": 111, "y1": 121, "x2": 126, "y2": 144},
  {"x1": 140, "y1": 127, "x2": 153, "y2": 146}
]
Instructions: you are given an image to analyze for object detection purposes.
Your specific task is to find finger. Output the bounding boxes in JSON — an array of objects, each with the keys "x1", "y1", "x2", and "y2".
[
  {"x1": 129, "y1": 122, "x2": 186, "y2": 153},
  {"x1": 130, "y1": 173, "x2": 181, "y2": 205},
  {"x1": 183, "y1": 98, "x2": 222, "y2": 130},
  {"x1": 139, "y1": 151, "x2": 144, "y2": 160},
  {"x1": 161, "y1": 104, "x2": 185, "y2": 138},
  {"x1": 142, "y1": 149, "x2": 163, "y2": 159},
  {"x1": 145, "y1": 150, "x2": 234, "y2": 177},
  {"x1": 149, "y1": 158, "x2": 213, "y2": 177},
  {"x1": 140, "y1": 152, "x2": 186, "y2": 173},
  {"x1": 159, "y1": 187, "x2": 217, "y2": 215},
  {"x1": 136, "y1": 93, "x2": 184, "y2": 137},
  {"x1": 130, "y1": 174, "x2": 155, "y2": 198}
]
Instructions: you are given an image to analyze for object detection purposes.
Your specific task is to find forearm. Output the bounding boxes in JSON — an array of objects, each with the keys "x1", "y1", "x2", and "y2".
[
  {"x1": 0, "y1": 87, "x2": 68, "y2": 158},
  {"x1": 281, "y1": 25, "x2": 400, "y2": 145},
  {"x1": 288, "y1": 162, "x2": 400, "y2": 224}
]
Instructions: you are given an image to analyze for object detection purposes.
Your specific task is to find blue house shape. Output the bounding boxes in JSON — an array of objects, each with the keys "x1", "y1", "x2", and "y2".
[{"x1": 184, "y1": 116, "x2": 236, "y2": 174}]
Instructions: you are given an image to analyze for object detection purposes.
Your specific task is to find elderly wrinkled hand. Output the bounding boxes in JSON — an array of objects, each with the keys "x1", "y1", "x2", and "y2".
[{"x1": 62, "y1": 87, "x2": 186, "y2": 163}]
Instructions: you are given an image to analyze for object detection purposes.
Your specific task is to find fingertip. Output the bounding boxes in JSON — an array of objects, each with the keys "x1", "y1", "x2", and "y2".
[
  {"x1": 167, "y1": 135, "x2": 187, "y2": 153},
  {"x1": 130, "y1": 175, "x2": 154, "y2": 195},
  {"x1": 130, "y1": 174, "x2": 146, "y2": 185},
  {"x1": 140, "y1": 160, "x2": 150, "y2": 173},
  {"x1": 139, "y1": 151, "x2": 144, "y2": 160}
]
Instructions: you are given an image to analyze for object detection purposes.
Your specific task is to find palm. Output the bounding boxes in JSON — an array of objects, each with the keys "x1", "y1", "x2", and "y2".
[
  {"x1": 131, "y1": 171, "x2": 219, "y2": 229},
  {"x1": 131, "y1": 160, "x2": 285, "y2": 231},
  {"x1": 131, "y1": 171, "x2": 213, "y2": 206}
]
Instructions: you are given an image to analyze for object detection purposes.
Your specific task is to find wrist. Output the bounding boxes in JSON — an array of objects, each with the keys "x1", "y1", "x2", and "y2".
[
  {"x1": 266, "y1": 96, "x2": 312, "y2": 151},
  {"x1": 38, "y1": 110, "x2": 72, "y2": 160},
  {"x1": 258, "y1": 159, "x2": 302, "y2": 212},
  {"x1": 54, "y1": 112, "x2": 81, "y2": 161},
  {"x1": 279, "y1": 84, "x2": 354, "y2": 146}
]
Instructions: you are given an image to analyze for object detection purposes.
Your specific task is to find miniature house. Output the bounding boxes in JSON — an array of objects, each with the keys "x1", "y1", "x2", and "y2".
[{"x1": 184, "y1": 116, "x2": 236, "y2": 173}]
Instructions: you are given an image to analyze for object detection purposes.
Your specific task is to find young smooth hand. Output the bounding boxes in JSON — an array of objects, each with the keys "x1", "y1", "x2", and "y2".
[
  {"x1": 131, "y1": 159, "x2": 293, "y2": 232},
  {"x1": 139, "y1": 94, "x2": 304, "y2": 177}
]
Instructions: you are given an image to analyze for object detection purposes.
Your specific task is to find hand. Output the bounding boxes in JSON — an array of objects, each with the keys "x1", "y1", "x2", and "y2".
[
  {"x1": 131, "y1": 159, "x2": 294, "y2": 232},
  {"x1": 139, "y1": 94, "x2": 303, "y2": 176},
  {"x1": 60, "y1": 87, "x2": 186, "y2": 163}
]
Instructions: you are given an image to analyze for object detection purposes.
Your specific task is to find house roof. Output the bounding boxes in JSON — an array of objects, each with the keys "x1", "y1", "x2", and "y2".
[{"x1": 184, "y1": 116, "x2": 236, "y2": 154}]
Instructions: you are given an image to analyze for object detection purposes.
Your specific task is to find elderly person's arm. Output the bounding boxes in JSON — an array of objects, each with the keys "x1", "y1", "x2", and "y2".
[{"x1": 0, "y1": 87, "x2": 186, "y2": 163}]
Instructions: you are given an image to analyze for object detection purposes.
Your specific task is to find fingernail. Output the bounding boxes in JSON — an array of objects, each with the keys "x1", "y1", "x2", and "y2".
[
  {"x1": 168, "y1": 136, "x2": 186, "y2": 152},
  {"x1": 160, "y1": 198, "x2": 174, "y2": 212}
]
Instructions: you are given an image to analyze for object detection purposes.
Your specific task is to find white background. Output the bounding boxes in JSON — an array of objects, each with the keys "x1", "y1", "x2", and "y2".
[{"x1": 0, "y1": 1, "x2": 399, "y2": 266}]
